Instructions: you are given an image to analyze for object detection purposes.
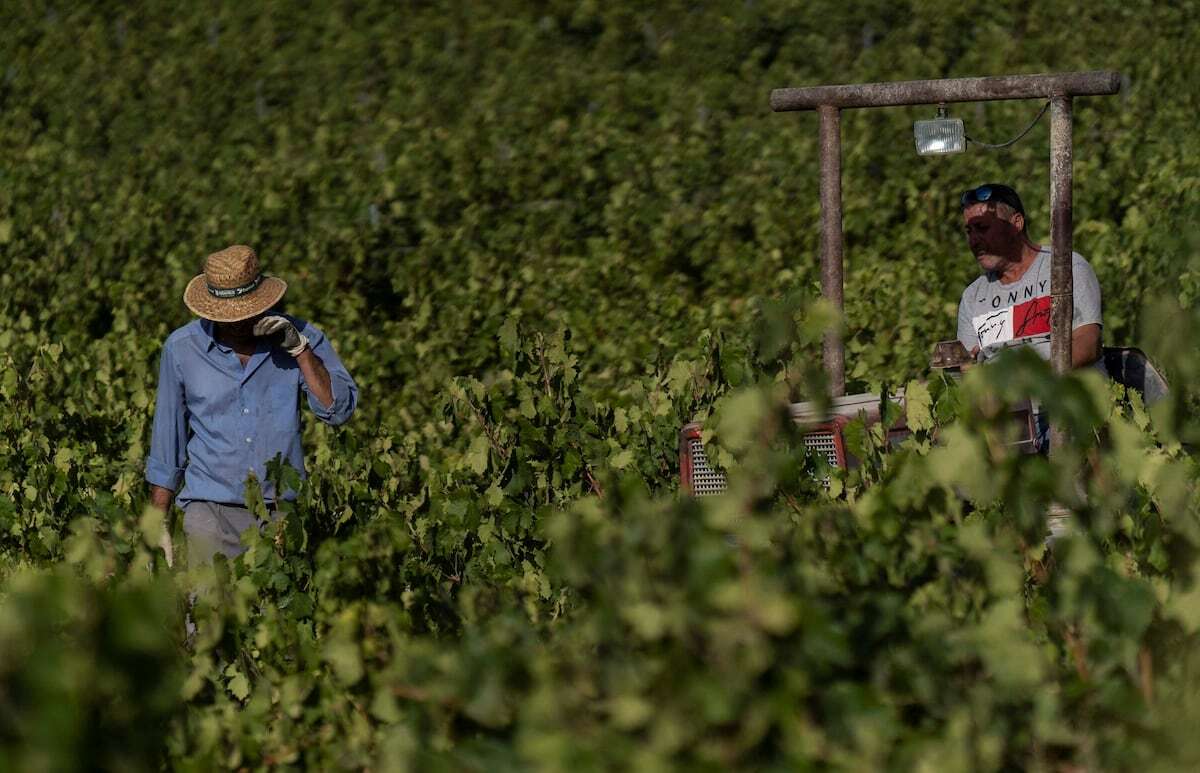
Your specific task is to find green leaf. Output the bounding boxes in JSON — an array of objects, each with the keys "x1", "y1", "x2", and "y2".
[
  {"x1": 609, "y1": 448, "x2": 634, "y2": 470},
  {"x1": 498, "y1": 315, "x2": 519, "y2": 354},
  {"x1": 1097, "y1": 571, "x2": 1156, "y2": 638},
  {"x1": 325, "y1": 640, "x2": 364, "y2": 686},
  {"x1": 905, "y1": 379, "x2": 934, "y2": 433},
  {"x1": 226, "y1": 669, "x2": 250, "y2": 702},
  {"x1": 370, "y1": 688, "x2": 403, "y2": 724},
  {"x1": 608, "y1": 695, "x2": 652, "y2": 730},
  {"x1": 714, "y1": 388, "x2": 770, "y2": 454},
  {"x1": 666, "y1": 359, "x2": 695, "y2": 397},
  {"x1": 1166, "y1": 580, "x2": 1200, "y2": 634},
  {"x1": 466, "y1": 435, "x2": 490, "y2": 475},
  {"x1": 138, "y1": 505, "x2": 165, "y2": 550}
]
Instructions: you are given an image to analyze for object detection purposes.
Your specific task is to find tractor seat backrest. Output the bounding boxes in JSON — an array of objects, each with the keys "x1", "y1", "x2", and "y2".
[{"x1": 1103, "y1": 347, "x2": 1169, "y2": 405}]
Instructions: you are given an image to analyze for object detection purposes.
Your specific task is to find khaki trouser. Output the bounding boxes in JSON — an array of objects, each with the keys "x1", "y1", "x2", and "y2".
[{"x1": 182, "y1": 501, "x2": 278, "y2": 565}]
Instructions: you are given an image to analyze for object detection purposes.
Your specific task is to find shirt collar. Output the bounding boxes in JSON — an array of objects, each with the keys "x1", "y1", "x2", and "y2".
[
  {"x1": 199, "y1": 319, "x2": 274, "y2": 381},
  {"x1": 200, "y1": 318, "x2": 216, "y2": 350},
  {"x1": 200, "y1": 318, "x2": 227, "y2": 352}
]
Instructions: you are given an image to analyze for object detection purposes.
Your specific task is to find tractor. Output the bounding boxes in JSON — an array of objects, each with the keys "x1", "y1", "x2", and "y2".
[{"x1": 680, "y1": 71, "x2": 1169, "y2": 497}]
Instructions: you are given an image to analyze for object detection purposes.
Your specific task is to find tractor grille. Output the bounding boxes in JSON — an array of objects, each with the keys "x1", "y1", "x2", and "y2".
[
  {"x1": 686, "y1": 429, "x2": 841, "y2": 497},
  {"x1": 802, "y1": 431, "x2": 840, "y2": 469},
  {"x1": 687, "y1": 438, "x2": 728, "y2": 496}
]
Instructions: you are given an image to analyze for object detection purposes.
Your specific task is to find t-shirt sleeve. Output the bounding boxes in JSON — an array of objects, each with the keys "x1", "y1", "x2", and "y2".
[
  {"x1": 1072, "y1": 254, "x2": 1103, "y2": 329},
  {"x1": 957, "y1": 290, "x2": 978, "y2": 351}
]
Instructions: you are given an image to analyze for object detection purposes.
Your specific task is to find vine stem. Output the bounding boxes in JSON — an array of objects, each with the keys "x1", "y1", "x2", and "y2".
[
  {"x1": 463, "y1": 393, "x2": 509, "y2": 464},
  {"x1": 535, "y1": 333, "x2": 554, "y2": 400},
  {"x1": 584, "y1": 467, "x2": 603, "y2": 498},
  {"x1": 1138, "y1": 646, "x2": 1154, "y2": 705},
  {"x1": 1064, "y1": 626, "x2": 1090, "y2": 681}
]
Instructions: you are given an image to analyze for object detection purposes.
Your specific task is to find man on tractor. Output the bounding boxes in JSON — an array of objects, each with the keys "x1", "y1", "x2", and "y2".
[
  {"x1": 955, "y1": 183, "x2": 1106, "y2": 374},
  {"x1": 954, "y1": 183, "x2": 1106, "y2": 451}
]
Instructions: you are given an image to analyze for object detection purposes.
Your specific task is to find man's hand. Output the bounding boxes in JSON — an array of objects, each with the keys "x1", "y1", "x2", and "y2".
[
  {"x1": 149, "y1": 484, "x2": 173, "y2": 513},
  {"x1": 253, "y1": 315, "x2": 309, "y2": 357},
  {"x1": 255, "y1": 315, "x2": 335, "y2": 408},
  {"x1": 149, "y1": 484, "x2": 175, "y2": 568}
]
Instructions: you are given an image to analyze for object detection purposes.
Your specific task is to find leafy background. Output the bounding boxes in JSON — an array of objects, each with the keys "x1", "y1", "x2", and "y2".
[{"x1": 2, "y1": 0, "x2": 1200, "y2": 769}]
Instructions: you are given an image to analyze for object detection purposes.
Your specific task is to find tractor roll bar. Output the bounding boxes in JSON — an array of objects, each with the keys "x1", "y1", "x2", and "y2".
[
  {"x1": 769, "y1": 71, "x2": 1121, "y2": 112},
  {"x1": 770, "y1": 70, "x2": 1121, "y2": 453}
]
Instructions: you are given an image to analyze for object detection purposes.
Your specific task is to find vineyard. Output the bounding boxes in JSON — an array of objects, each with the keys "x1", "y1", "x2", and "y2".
[{"x1": 3, "y1": 0, "x2": 1200, "y2": 769}]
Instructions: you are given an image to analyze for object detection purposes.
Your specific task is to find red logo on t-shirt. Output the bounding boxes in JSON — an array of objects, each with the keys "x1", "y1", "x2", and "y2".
[{"x1": 1012, "y1": 296, "x2": 1051, "y2": 338}]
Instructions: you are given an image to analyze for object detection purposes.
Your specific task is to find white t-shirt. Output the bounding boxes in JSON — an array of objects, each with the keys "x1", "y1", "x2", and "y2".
[{"x1": 956, "y1": 247, "x2": 1105, "y2": 373}]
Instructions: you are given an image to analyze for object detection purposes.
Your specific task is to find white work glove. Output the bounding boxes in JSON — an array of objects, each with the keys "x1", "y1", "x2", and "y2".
[
  {"x1": 253, "y1": 315, "x2": 309, "y2": 357},
  {"x1": 158, "y1": 528, "x2": 175, "y2": 568}
]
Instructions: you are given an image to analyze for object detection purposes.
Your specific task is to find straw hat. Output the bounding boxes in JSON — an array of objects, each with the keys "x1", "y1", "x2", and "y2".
[{"x1": 183, "y1": 245, "x2": 288, "y2": 322}]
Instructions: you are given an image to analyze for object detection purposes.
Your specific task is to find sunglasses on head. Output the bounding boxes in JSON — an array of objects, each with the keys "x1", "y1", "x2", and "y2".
[
  {"x1": 960, "y1": 185, "x2": 998, "y2": 208},
  {"x1": 959, "y1": 184, "x2": 1024, "y2": 213}
]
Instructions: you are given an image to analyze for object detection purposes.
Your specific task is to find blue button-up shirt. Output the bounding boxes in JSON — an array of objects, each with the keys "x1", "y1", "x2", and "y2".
[{"x1": 145, "y1": 316, "x2": 357, "y2": 506}]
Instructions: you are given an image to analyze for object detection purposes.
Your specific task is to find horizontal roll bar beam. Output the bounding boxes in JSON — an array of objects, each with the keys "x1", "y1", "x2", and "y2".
[{"x1": 770, "y1": 70, "x2": 1120, "y2": 112}]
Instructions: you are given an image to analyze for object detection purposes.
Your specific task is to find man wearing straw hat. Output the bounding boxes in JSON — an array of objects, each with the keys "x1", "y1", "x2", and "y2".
[{"x1": 145, "y1": 245, "x2": 358, "y2": 565}]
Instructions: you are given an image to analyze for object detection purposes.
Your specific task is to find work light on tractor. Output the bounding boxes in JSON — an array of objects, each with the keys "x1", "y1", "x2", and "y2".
[{"x1": 914, "y1": 104, "x2": 965, "y2": 156}]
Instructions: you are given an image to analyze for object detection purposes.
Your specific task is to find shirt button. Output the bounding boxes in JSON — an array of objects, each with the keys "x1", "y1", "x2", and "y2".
[
  {"x1": 243, "y1": 408, "x2": 250, "y2": 414},
  {"x1": 245, "y1": 437, "x2": 252, "y2": 444}
]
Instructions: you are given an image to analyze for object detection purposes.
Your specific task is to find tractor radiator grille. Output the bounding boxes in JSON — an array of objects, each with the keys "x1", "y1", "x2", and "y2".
[
  {"x1": 687, "y1": 429, "x2": 840, "y2": 497},
  {"x1": 687, "y1": 438, "x2": 728, "y2": 496},
  {"x1": 802, "y1": 431, "x2": 840, "y2": 469}
]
